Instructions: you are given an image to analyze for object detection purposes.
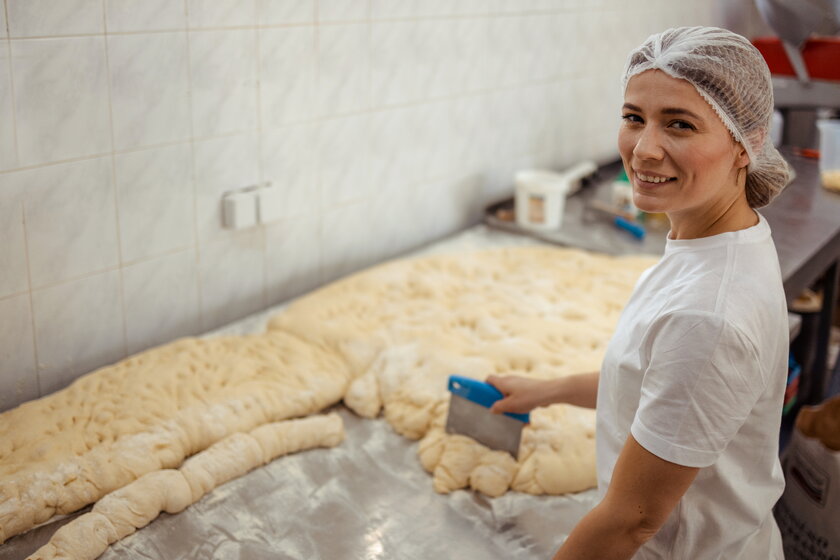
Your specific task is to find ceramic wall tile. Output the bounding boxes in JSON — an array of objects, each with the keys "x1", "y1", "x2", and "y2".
[
  {"x1": 319, "y1": 200, "x2": 385, "y2": 284},
  {"x1": 6, "y1": 0, "x2": 103, "y2": 37},
  {"x1": 370, "y1": 21, "x2": 430, "y2": 106},
  {"x1": 190, "y1": 29, "x2": 258, "y2": 138},
  {"x1": 316, "y1": 23, "x2": 369, "y2": 117},
  {"x1": 105, "y1": 0, "x2": 187, "y2": 33},
  {"x1": 316, "y1": 114, "x2": 371, "y2": 207},
  {"x1": 0, "y1": 294, "x2": 38, "y2": 411},
  {"x1": 0, "y1": 42, "x2": 17, "y2": 171},
  {"x1": 108, "y1": 32, "x2": 191, "y2": 151},
  {"x1": 0, "y1": 198, "x2": 27, "y2": 299},
  {"x1": 264, "y1": 216, "x2": 321, "y2": 305},
  {"x1": 198, "y1": 229, "x2": 264, "y2": 331},
  {"x1": 259, "y1": 26, "x2": 315, "y2": 127},
  {"x1": 448, "y1": 18, "x2": 489, "y2": 94},
  {"x1": 32, "y1": 270, "x2": 125, "y2": 395},
  {"x1": 260, "y1": 123, "x2": 318, "y2": 221},
  {"x1": 258, "y1": 0, "x2": 315, "y2": 25},
  {"x1": 370, "y1": 0, "x2": 417, "y2": 20},
  {"x1": 193, "y1": 133, "x2": 260, "y2": 242},
  {"x1": 369, "y1": 105, "x2": 426, "y2": 195},
  {"x1": 317, "y1": 0, "x2": 369, "y2": 23},
  {"x1": 188, "y1": 0, "x2": 257, "y2": 28},
  {"x1": 20, "y1": 157, "x2": 120, "y2": 289},
  {"x1": 115, "y1": 143, "x2": 195, "y2": 263},
  {"x1": 122, "y1": 249, "x2": 200, "y2": 355},
  {"x1": 11, "y1": 37, "x2": 111, "y2": 167},
  {"x1": 0, "y1": 4, "x2": 6, "y2": 38}
]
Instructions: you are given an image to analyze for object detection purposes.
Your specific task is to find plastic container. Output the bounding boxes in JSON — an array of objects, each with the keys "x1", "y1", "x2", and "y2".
[
  {"x1": 817, "y1": 119, "x2": 840, "y2": 192},
  {"x1": 514, "y1": 170, "x2": 569, "y2": 231}
]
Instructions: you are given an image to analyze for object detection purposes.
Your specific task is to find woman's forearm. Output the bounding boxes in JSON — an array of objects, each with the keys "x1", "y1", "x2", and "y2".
[
  {"x1": 545, "y1": 371, "x2": 599, "y2": 409},
  {"x1": 552, "y1": 503, "x2": 648, "y2": 560}
]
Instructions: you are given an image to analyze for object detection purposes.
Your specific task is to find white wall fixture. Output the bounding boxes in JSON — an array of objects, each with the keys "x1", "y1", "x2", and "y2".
[{"x1": 222, "y1": 188, "x2": 258, "y2": 229}]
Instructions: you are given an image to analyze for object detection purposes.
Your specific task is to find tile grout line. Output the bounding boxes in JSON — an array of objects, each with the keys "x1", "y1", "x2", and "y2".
[
  {"x1": 102, "y1": 2, "x2": 129, "y2": 361},
  {"x1": 255, "y1": 15, "x2": 268, "y2": 312},
  {"x1": 19, "y1": 201, "x2": 41, "y2": 396},
  {"x1": 184, "y1": 0, "x2": 205, "y2": 334},
  {"x1": 3, "y1": 0, "x2": 19, "y2": 169}
]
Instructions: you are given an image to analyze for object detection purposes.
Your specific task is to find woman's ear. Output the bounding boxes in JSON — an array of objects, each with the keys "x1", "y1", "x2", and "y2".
[{"x1": 734, "y1": 143, "x2": 750, "y2": 169}]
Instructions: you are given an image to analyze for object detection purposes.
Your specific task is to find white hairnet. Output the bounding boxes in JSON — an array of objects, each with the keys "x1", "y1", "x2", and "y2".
[{"x1": 622, "y1": 26, "x2": 791, "y2": 208}]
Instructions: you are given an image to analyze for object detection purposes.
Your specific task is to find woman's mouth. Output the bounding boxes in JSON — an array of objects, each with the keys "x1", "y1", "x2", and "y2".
[{"x1": 635, "y1": 171, "x2": 677, "y2": 184}]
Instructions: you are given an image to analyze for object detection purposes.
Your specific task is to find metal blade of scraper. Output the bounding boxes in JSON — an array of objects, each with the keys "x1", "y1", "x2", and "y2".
[{"x1": 445, "y1": 375, "x2": 530, "y2": 458}]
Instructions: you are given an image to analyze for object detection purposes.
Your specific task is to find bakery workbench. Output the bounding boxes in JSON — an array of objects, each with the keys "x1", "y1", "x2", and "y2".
[{"x1": 0, "y1": 227, "x2": 598, "y2": 560}]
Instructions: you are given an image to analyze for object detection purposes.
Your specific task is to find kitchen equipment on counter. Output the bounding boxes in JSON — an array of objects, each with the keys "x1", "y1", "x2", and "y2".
[
  {"x1": 514, "y1": 170, "x2": 569, "y2": 232},
  {"x1": 445, "y1": 375, "x2": 529, "y2": 458},
  {"x1": 514, "y1": 160, "x2": 597, "y2": 232},
  {"x1": 754, "y1": 0, "x2": 840, "y2": 149},
  {"x1": 817, "y1": 119, "x2": 840, "y2": 191}
]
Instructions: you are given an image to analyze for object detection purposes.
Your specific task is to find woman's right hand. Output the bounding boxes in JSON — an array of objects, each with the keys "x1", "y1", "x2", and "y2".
[{"x1": 486, "y1": 375, "x2": 553, "y2": 415}]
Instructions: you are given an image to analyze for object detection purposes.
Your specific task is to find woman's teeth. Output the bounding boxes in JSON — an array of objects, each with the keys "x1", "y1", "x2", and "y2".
[{"x1": 636, "y1": 173, "x2": 675, "y2": 184}]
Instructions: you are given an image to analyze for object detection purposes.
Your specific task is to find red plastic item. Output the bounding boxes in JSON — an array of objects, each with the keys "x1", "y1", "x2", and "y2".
[{"x1": 752, "y1": 36, "x2": 840, "y2": 82}]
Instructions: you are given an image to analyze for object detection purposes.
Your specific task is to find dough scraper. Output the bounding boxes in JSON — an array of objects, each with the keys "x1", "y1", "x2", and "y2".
[{"x1": 445, "y1": 375, "x2": 530, "y2": 458}]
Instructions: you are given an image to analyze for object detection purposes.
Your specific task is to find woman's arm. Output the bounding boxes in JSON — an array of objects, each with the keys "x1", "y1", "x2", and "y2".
[
  {"x1": 552, "y1": 435, "x2": 699, "y2": 560},
  {"x1": 486, "y1": 372, "x2": 599, "y2": 412}
]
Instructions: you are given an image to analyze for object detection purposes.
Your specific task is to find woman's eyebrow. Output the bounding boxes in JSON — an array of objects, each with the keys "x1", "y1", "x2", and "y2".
[{"x1": 661, "y1": 107, "x2": 703, "y2": 120}]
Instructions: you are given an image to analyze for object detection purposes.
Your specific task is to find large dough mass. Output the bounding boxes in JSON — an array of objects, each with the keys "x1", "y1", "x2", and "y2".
[{"x1": 1, "y1": 246, "x2": 655, "y2": 548}]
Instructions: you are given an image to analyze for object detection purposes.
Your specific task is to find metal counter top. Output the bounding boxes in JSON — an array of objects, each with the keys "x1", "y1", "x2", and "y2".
[{"x1": 0, "y1": 227, "x2": 596, "y2": 560}]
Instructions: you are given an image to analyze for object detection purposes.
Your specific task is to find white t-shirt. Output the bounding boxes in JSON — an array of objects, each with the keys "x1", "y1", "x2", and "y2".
[{"x1": 596, "y1": 213, "x2": 787, "y2": 559}]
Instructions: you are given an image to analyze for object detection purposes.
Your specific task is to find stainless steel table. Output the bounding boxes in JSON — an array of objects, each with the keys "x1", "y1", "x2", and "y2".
[{"x1": 0, "y1": 227, "x2": 595, "y2": 560}]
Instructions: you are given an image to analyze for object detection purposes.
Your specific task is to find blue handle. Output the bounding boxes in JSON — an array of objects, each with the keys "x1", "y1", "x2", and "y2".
[
  {"x1": 614, "y1": 216, "x2": 646, "y2": 240},
  {"x1": 447, "y1": 375, "x2": 530, "y2": 423}
]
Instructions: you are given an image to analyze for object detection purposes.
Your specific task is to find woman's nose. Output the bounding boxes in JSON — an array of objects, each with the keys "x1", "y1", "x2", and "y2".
[{"x1": 633, "y1": 126, "x2": 665, "y2": 161}]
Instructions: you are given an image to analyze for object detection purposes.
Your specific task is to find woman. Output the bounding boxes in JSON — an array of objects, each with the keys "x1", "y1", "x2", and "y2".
[{"x1": 489, "y1": 27, "x2": 791, "y2": 559}]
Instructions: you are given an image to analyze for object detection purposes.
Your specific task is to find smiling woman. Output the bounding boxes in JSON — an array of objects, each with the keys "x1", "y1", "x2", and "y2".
[{"x1": 489, "y1": 26, "x2": 793, "y2": 560}]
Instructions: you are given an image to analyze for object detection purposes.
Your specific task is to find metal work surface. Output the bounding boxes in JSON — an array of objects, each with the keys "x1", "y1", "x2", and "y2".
[{"x1": 1, "y1": 227, "x2": 597, "y2": 560}]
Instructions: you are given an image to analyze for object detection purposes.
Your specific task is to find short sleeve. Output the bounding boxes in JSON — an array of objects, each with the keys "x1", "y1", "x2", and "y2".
[{"x1": 629, "y1": 311, "x2": 765, "y2": 468}]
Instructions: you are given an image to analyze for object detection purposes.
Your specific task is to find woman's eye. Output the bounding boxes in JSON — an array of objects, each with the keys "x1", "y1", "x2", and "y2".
[
  {"x1": 622, "y1": 114, "x2": 642, "y2": 124},
  {"x1": 670, "y1": 120, "x2": 695, "y2": 130}
]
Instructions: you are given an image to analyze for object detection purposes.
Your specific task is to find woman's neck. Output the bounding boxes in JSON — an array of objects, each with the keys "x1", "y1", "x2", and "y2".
[{"x1": 667, "y1": 195, "x2": 757, "y2": 240}]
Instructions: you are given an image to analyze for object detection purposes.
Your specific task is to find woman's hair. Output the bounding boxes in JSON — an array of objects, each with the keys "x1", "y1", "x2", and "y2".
[{"x1": 622, "y1": 27, "x2": 792, "y2": 208}]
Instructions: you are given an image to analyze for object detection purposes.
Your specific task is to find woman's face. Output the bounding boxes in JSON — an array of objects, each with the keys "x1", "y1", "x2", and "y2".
[{"x1": 618, "y1": 69, "x2": 748, "y2": 218}]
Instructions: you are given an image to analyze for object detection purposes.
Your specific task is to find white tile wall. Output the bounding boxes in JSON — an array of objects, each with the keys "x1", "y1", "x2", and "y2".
[
  {"x1": 0, "y1": 42, "x2": 17, "y2": 171},
  {"x1": 318, "y1": 0, "x2": 369, "y2": 23},
  {"x1": 0, "y1": 0, "x2": 749, "y2": 410},
  {"x1": 115, "y1": 143, "x2": 195, "y2": 263},
  {"x1": 258, "y1": 0, "x2": 315, "y2": 26},
  {"x1": 316, "y1": 23, "x2": 369, "y2": 117},
  {"x1": 19, "y1": 158, "x2": 119, "y2": 289},
  {"x1": 316, "y1": 114, "x2": 371, "y2": 206},
  {"x1": 188, "y1": 0, "x2": 257, "y2": 29},
  {"x1": 189, "y1": 29, "x2": 258, "y2": 137},
  {"x1": 0, "y1": 199, "x2": 27, "y2": 299},
  {"x1": 0, "y1": 294, "x2": 38, "y2": 411},
  {"x1": 6, "y1": 0, "x2": 103, "y2": 38},
  {"x1": 260, "y1": 123, "x2": 319, "y2": 220},
  {"x1": 265, "y1": 216, "x2": 321, "y2": 305},
  {"x1": 198, "y1": 229, "x2": 264, "y2": 331},
  {"x1": 259, "y1": 26, "x2": 315, "y2": 127},
  {"x1": 105, "y1": 0, "x2": 187, "y2": 33},
  {"x1": 31, "y1": 270, "x2": 125, "y2": 395},
  {"x1": 108, "y1": 33, "x2": 191, "y2": 151},
  {"x1": 11, "y1": 37, "x2": 111, "y2": 166},
  {"x1": 123, "y1": 249, "x2": 200, "y2": 355}
]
